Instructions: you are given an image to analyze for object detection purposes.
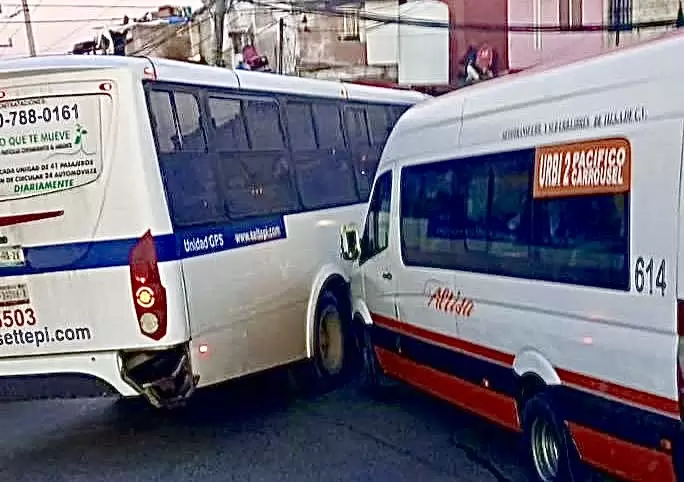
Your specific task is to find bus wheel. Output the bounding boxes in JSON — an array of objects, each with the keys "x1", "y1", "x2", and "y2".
[
  {"x1": 298, "y1": 290, "x2": 352, "y2": 394},
  {"x1": 358, "y1": 324, "x2": 395, "y2": 399},
  {"x1": 522, "y1": 393, "x2": 586, "y2": 482}
]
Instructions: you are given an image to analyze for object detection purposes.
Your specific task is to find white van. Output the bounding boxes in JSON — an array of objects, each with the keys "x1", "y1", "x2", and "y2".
[
  {"x1": 341, "y1": 31, "x2": 684, "y2": 482},
  {"x1": 0, "y1": 54, "x2": 427, "y2": 408}
]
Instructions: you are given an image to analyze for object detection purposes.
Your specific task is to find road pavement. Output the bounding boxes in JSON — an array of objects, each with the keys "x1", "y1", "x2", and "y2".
[{"x1": 0, "y1": 370, "x2": 608, "y2": 482}]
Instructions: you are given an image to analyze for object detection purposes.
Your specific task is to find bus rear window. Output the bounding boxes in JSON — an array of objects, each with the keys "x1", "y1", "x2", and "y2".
[{"x1": 0, "y1": 94, "x2": 107, "y2": 200}]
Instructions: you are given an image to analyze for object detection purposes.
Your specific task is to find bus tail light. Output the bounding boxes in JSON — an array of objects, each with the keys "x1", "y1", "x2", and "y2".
[
  {"x1": 129, "y1": 230, "x2": 167, "y2": 341},
  {"x1": 677, "y1": 300, "x2": 684, "y2": 419}
]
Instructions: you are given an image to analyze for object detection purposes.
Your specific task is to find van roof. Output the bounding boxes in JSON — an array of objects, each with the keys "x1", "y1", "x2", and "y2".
[
  {"x1": 383, "y1": 30, "x2": 684, "y2": 165},
  {"x1": 0, "y1": 54, "x2": 429, "y2": 104}
]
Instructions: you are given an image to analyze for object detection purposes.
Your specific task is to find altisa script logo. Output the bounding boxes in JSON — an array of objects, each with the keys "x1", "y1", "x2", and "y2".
[{"x1": 426, "y1": 284, "x2": 474, "y2": 318}]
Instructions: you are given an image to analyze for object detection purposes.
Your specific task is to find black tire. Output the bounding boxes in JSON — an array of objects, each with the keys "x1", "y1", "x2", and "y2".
[
  {"x1": 522, "y1": 393, "x2": 587, "y2": 482},
  {"x1": 296, "y1": 290, "x2": 354, "y2": 395},
  {"x1": 358, "y1": 322, "x2": 396, "y2": 400}
]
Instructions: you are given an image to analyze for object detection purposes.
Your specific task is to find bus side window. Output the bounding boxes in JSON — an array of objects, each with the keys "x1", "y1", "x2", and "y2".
[
  {"x1": 343, "y1": 106, "x2": 374, "y2": 201},
  {"x1": 148, "y1": 88, "x2": 222, "y2": 227},
  {"x1": 288, "y1": 101, "x2": 359, "y2": 209},
  {"x1": 173, "y1": 92, "x2": 207, "y2": 151},
  {"x1": 366, "y1": 105, "x2": 392, "y2": 145},
  {"x1": 208, "y1": 96, "x2": 249, "y2": 151},
  {"x1": 285, "y1": 101, "x2": 316, "y2": 152},
  {"x1": 148, "y1": 90, "x2": 178, "y2": 154},
  {"x1": 243, "y1": 99, "x2": 284, "y2": 151},
  {"x1": 223, "y1": 98, "x2": 300, "y2": 219}
]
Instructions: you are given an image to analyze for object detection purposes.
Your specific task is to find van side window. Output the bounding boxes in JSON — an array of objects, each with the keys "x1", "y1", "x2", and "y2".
[
  {"x1": 399, "y1": 149, "x2": 629, "y2": 290},
  {"x1": 360, "y1": 171, "x2": 392, "y2": 265}
]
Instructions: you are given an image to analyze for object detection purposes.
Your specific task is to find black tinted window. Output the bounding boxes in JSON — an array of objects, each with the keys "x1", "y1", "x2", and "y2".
[
  {"x1": 148, "y1": 88, "x2": 220, "y2": 227},
  {"x1": 400, "y1": 150, "x2": 629, "y2": 290},
  {"x1": 285, "y1": 102, "x2": 316, "y2": 151},
  {"x1": 149, "y1": 90, "x2": 206, "y2": 153},
  {"x1": 173, "y1": 92, "x2": 206, "y2": 151},
  {"x1": 148, "y1": 90, "x2": 177, "y2": 154},
  {"x1": 244, "y1": 99, "x2": 284, "y2": 150},
  {"x1": 360, "y1": 171, "x2": 392, "y2": 264},
  {"x1": 366, "y1": 105, "x2": 392, "y2": 144},
  {"x1": 312, "y1": 103, "x2": 345, "y2": 149},
  {"x1": 208, "y1": 96, "x2": 249, "y2": 151},
  {"x1": 344, "y1": 107, "x2": 370, "y2": 146}
]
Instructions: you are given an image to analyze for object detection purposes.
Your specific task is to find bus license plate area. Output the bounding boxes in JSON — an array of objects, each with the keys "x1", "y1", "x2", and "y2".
[
  {"x1": 0, "y1": 283, "x2": 29, "y2": 306},
  {"x1": 0, "y1": 245, "x2": 25, "y2": 267}
]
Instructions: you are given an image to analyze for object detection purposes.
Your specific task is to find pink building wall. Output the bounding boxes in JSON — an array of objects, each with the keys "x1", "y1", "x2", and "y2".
[{"x1": 508, "y1": 0, "x2": 604, "y2": 71}]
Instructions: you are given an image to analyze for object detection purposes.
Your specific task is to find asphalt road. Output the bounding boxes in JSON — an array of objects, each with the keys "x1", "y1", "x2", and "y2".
[{"x1": 0, "y1": 370, "x2": 609, "y2": 482}]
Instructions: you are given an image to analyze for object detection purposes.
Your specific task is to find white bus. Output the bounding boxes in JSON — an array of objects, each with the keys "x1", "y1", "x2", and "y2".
[
  {"x1": 341, "y1": 31, "x2": 684, "y2": 482},
  {"x1": 0, "y1": 55, "x2": 427, "y2": 407}
]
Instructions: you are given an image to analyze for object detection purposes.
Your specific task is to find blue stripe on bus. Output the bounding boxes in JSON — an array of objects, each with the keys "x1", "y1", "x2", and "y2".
[{"x1": 0, "y1": 216, "x2": 287, "y2": 277}]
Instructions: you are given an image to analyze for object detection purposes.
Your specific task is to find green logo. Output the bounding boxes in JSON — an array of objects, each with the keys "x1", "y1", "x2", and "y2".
[{"x1": 74, "y1": 124, "x2": 88, "y2": 146}]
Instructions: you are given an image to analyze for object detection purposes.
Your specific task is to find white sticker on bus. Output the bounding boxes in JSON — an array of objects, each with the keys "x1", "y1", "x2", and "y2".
[{"x1": 0, "y1": 95, "x2": 103, "y2": 199}]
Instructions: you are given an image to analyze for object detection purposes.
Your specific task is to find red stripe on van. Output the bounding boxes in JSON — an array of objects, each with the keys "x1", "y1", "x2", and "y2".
[
  {"x1": 372, "y1": 312, "x2": 514, "y2": 366},
  {"x1": 0, "y1": 210, "x2": 64, "y2": 227},
  {"x1": 569, "y1": 422, "x2": 676, "y2": 482},
  {"x1": 370, "y1": 312, "x2": 679, "y2": 417},
  {"x1": 375, "y1": 346, "x2": 522, "y2": 431}
]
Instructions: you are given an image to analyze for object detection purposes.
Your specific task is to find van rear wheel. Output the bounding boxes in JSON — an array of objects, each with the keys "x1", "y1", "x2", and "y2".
[{"x1": 522, "y1": 393, "x2": 587, "y2": 482}]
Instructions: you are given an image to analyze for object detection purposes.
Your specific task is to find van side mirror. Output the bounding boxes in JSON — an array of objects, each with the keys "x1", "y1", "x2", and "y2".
[{"x1": 340, "y1": 224, "x2": 361, "y2": 261}]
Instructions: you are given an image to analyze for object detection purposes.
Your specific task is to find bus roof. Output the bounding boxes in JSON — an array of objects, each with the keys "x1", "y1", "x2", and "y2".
[
  {"x1": 382, "y1": 30, "x2": 684, "y2": 165},
  {"x1": 0, "y1": 54, "x2": 428, "y2": 104}
]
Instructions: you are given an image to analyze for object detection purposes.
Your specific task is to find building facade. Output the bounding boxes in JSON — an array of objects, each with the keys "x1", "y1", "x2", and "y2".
[{"x1": 508, "y1": 0, "x2": 604, "y2": 70}]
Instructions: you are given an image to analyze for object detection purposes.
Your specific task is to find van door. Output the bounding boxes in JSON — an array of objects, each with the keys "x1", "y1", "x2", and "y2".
[{"x1": 359, "y1": 170, "x2": 396, "y2": 323}]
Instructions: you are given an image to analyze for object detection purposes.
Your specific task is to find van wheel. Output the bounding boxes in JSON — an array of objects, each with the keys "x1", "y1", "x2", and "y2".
[
  {"x1": 298, "y1": 290, "x2": 353, "y2": 395},
  {"x1": 522, "y1": 393, "x2": 587, "y2": 482},
  {"x1": 358, "y1": 324, "x2": 395, "y2": 399}
]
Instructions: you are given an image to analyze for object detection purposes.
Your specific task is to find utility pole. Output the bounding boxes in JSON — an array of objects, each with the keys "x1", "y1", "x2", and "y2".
[
  {"x1": 214, "y1": 0, "x2": 227, "y2": 66},
  {"x1": 21, "y1": 0, "x2": 36, "y2": 56},
  {"x1": 277, "y1": 17, "x2": 284, "y2": 74}
]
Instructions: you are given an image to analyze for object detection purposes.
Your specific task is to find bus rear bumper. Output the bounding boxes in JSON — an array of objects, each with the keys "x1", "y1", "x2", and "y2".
[{"x1": 0, "y1": 350, "x2": 139, "y2": 400}]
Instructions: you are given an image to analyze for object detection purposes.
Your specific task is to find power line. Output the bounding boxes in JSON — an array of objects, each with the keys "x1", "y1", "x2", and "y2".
[
  {"x1": 250, "y1": 0, "x2": 681, "y2": 33},
  {"x1": 0, "y1": 17, "x2": 123, "y2": 23},
  {"x1": 0, "y1": 2, "x2": 170, "y2": 7}
]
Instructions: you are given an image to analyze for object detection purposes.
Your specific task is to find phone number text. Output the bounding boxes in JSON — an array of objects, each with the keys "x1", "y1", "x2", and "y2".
[{"x1": 0, "y1": 104, "x2": 80, "y2": 129}]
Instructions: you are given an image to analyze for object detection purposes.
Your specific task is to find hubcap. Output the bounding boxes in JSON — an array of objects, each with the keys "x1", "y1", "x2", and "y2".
[
  {"x1": 318, "y1": 307, "x2": 344, "y2": 376},
  {"x1": 531, "y1": 417, "x2": 560, "y2": 481}
]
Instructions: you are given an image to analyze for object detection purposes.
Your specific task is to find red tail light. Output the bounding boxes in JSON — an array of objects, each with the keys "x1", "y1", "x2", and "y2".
[
  {"x1": 128, "y1": 230, "x2": 167, "y2": 341},
  {"x1": 677, "y1": 300, "x2": 684, "y2": 419}
]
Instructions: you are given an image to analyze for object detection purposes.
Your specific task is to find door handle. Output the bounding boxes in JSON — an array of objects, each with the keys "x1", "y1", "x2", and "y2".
[{"x1": 382, "y1": 272, "x2": 393, "y2": 281}]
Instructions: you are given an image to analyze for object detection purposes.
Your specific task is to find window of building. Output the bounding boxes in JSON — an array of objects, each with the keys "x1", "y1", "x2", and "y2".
[
  {"x1": 399, "y1": 150, "x2": 629, "y2": 290},
  {"x1": 342, "y1": 8, "x2": 360, "y2": 41},
  {"x1": 560, "y1": 0, "x2": 583, "y2": 27},
  {"x1": 360, "y1": 171, "x2": 392, "y2": 265},
  {"x1": 534, "y1": 0, "x2": 543, "y2": 50}
]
